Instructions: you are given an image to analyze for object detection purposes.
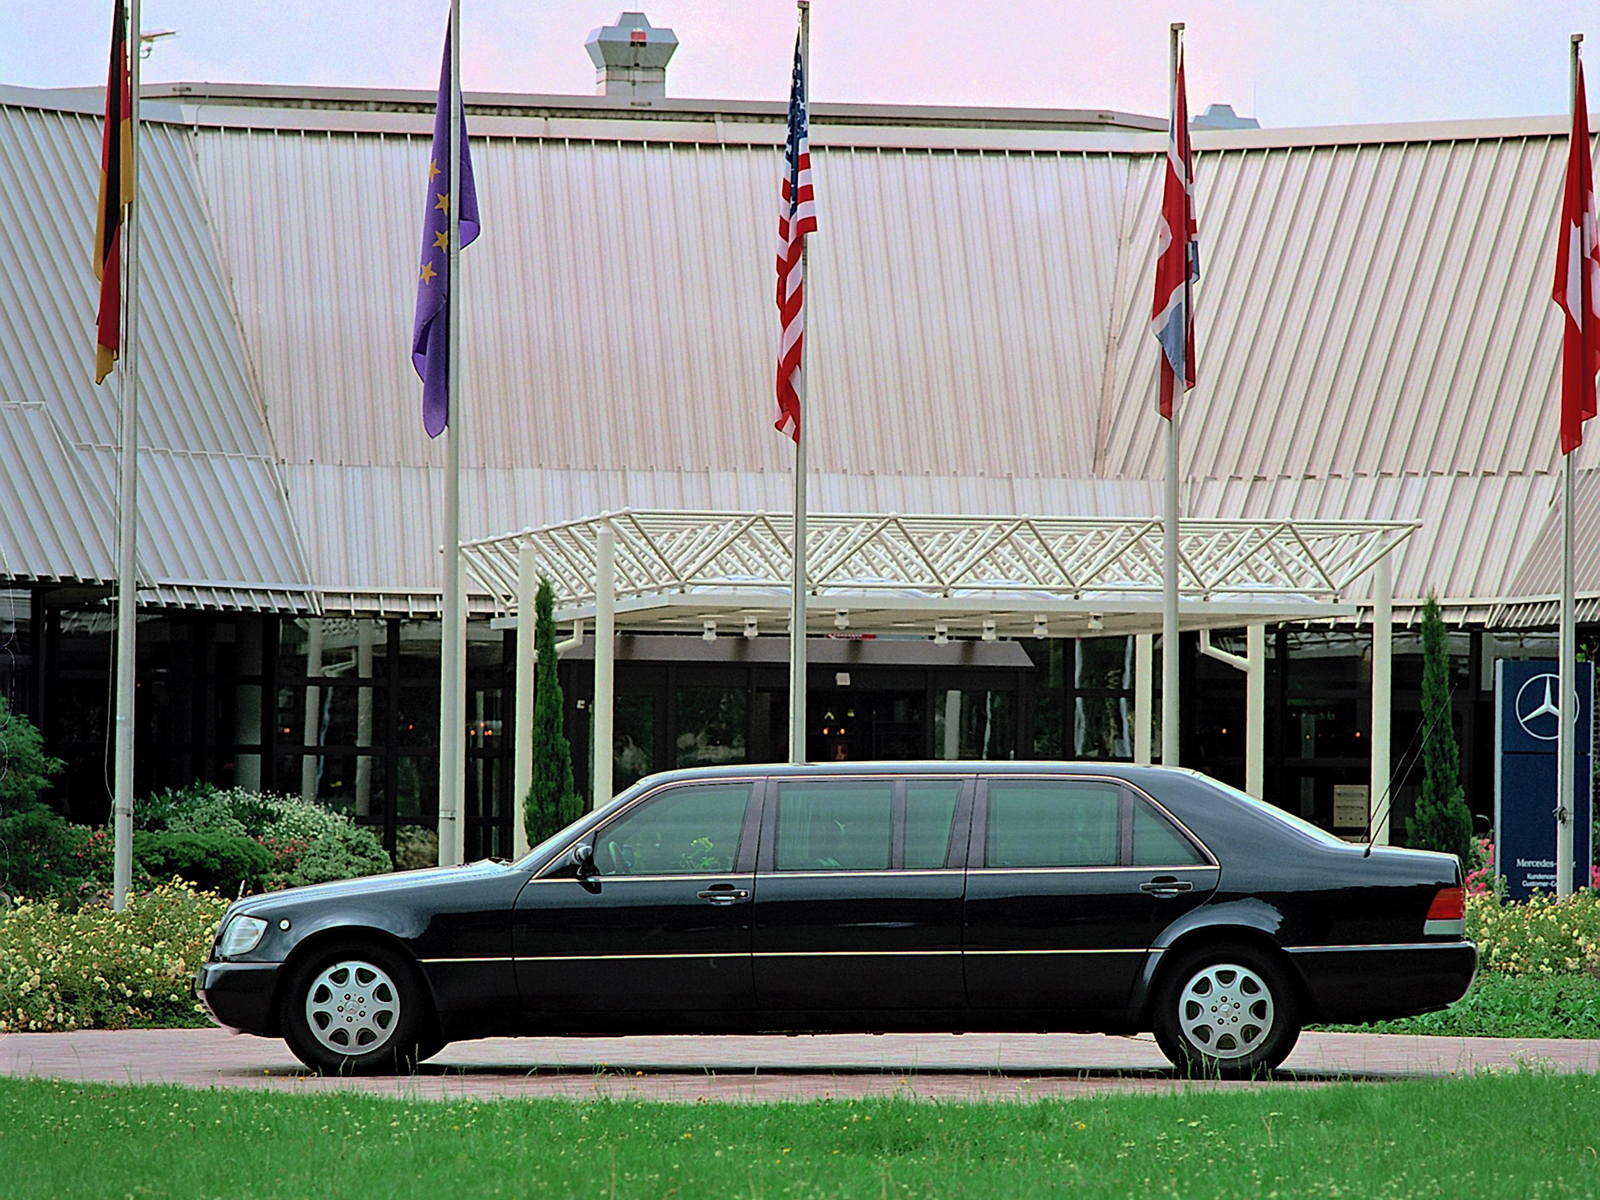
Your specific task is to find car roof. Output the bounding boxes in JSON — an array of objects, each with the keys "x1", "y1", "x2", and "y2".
[{"x1": 633, "y1": 761, "x2": 1196, "y2": 786}]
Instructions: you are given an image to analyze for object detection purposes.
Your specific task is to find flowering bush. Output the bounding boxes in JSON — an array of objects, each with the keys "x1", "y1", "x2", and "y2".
[
  {"x1": 267, "y1": 823, "x2": 389, "y2": 890},
  {"x1": 1465, "y1": 837, "x2": 1499, "y2": 897},
  {"x1": 134, "y1": 785, "x2": 391, "y2": 892},
  {"x1": 1468, "y1": 890, "x2": 1600, "y2": 977},
  {"x1": 0, "y1": 880, "x2": 227, "y2": 1032}
]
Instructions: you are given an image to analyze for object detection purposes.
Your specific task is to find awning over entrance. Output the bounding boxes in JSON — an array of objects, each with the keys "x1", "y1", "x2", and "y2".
[
  {"x1": 446, "y1": 510, "x2": 1416, "y2": 864},
  {"x1": 461, "y1": 510, "x2": 1417, "y2": 637}
]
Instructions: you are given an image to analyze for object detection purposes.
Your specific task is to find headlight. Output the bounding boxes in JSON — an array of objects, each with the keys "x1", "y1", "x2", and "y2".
[{"x1": 219, "y1": 915, "x2": 268, "y2": 957}]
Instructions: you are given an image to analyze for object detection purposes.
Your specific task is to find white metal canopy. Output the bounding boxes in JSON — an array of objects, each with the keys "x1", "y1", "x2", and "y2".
[
  {"x1": 461, "y1": 509, "x2": 1417, "y2": 636},
  {"x1": 456, "y1": 508, "x2": 1414, "y2": 859}
]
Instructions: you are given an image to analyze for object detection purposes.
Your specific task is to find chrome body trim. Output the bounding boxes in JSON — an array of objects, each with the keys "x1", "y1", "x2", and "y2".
[{"x1": 1284, "y1": 940, "x2": 1476, "y2": 954}]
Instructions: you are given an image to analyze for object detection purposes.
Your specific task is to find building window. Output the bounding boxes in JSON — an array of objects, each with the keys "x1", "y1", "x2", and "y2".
[{"x1": 675, "y1": 686, "x2": 747, "y2": 767}]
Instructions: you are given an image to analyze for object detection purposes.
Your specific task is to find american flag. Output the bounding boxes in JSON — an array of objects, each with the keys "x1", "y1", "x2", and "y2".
[
  {"x1": 1552, "y1": 60, "x2": 1600, "y2": 455},
  {"x1": 775, "y1": 30, "x2": 816, "y2": 442},
  {"x1": 1150, "y1": 46, "x2": 1198, "y2": 420}
]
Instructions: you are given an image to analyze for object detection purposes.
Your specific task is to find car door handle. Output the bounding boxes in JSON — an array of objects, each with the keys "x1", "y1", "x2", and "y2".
[
  {"x1": 1140, "y1": 879, "x2": 1194, "y2": 897},
  {"x1": 697, "y1": 887, "x2": 749, "y2": 905}
]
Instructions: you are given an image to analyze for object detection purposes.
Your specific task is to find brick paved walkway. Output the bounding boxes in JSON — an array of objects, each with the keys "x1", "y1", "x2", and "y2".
[{"x1": 3, "y1": 1028, "x2": 1596, "y2": 1102}]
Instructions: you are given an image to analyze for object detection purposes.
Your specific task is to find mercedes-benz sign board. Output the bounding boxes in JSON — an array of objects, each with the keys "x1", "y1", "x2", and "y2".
[{"x1": 1495, "y1": 659, "x2": 1594, "y2": 900}]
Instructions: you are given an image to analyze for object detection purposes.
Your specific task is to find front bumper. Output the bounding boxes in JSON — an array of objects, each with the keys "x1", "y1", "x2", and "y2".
[
  {"x1": 1289, "y1": 940, "x2": 1478, "y2": 1024},
  {"x1": 194, "y1": 961, "x2": 284, "y2": 1035}
]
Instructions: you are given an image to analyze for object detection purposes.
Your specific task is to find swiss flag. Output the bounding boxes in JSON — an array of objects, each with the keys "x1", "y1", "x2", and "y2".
[{"x1": 1553, "y1": 64, "x2": 1600, "y2": 455}]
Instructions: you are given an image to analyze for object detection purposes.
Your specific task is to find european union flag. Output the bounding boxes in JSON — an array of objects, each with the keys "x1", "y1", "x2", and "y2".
[{"x1": 412, "y1": 29, "x2": 480, "y2": 438}]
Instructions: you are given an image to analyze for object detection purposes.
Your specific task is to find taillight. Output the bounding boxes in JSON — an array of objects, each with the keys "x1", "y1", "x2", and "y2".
[{"x1": 1426, "y1": 886, "x2": 1464, "y2": 922}]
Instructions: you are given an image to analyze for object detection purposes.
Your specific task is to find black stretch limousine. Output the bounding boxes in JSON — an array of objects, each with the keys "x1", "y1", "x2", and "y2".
[{"x1": 196, "y1": 764, "x2": 1476, "y2": 1077}]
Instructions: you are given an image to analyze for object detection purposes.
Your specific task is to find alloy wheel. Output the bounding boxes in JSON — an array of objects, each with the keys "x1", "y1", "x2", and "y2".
[
  {"x1": 1176, "y1": 962, "x2": 1275, "y2": 1060},
  {"x1": 304, "y1": 959, "x2": 401, "y2": 1055}
]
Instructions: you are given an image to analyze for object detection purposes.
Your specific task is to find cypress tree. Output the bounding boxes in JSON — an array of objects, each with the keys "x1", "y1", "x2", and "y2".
[
  {"x1": 525, "y1": 577, "x2": 581, "y2": 847},
  {"x1": 1404, "y1": 594, "x2": 1474, "y2": 865}
]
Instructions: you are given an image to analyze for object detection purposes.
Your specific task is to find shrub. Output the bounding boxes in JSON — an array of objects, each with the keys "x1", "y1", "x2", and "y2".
[
  {"x1": 1405, "y1": 595, "x2": 1473, "y2": 864},
  {"x1": 0, "y1": 881, "x2": 227, "y2": 1032},
  {"x1": 1468, "y1": 890, "x2": 1600, "y2": 977},
  {"x1": 527, "y1": 576, "x2": 581, "y2": 848},
  {"x1": 133, "y1": 831, "x2": 273, "y2": 899},
  {"x1": 135, "y1": 784, "x2": 214, "y2": 833},
  {"x1": 0, "y1": 696, "x2": 64, "y2": 810},
  {"x1": 130, "y1": 786, "x2": 391, "y2": 891},
  {"x1": 0, "y1": 805, "x2": 97, "y2": 903},
  {"x1": 164, "y1": 793, "x2": 251, "y2": 840},
  {"x1": 268, "y1": 823, "x2": 390, "y2": 890},
  {"x1": 394, "y1": 825, "x2": 439, "y2": 871}
]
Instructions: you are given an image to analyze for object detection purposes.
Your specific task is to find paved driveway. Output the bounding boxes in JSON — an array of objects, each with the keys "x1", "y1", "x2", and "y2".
[{"x1": 4, "y1": 1028, "x2": 1597, "y2": 1101}]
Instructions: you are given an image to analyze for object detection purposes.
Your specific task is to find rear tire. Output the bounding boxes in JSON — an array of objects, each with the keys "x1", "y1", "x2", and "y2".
[
  {"x1": 1151, "y1": 943, "x2": 1300, "y2": 1079},
  {"x1": 281, "y1": 941, "x2": 429, "y2": 1075}
]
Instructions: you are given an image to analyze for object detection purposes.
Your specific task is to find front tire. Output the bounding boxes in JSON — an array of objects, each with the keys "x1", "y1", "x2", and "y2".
[
  {"x1": 281, "y1": 942, "x2": 428, "y2": 1074},
  {"x1": 1151, "y1": 944, "x2": 1301, "y2": 1078}
]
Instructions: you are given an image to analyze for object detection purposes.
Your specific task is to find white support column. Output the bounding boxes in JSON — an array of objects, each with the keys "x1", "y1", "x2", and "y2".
[
  {"x1": 1369, "y1": 554, "x2": 1393, "y2": 846},
  {"x1": 593, "y1": 525, "x2": 616, "y2": 810},
  {"x1": 1198, "y1": 628, "x2": 1261, "y2": 796},
  {"x1": 1134, "y1": 634, "x2": 1153, "y2": 766},
  {"x1": 512, "y1": 542, "x2": 537, "y2": 858},
  {"x1": 1246, "y1": 624, "x2": 1265, "y2": 799},
  {"x1": 942, "y1": 689, "x2": 962, "y2": 760}
]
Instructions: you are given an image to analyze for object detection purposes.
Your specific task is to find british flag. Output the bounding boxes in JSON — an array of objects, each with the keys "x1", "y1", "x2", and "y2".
[
  {"x1": 775, "y1": 30, "x2": 816, "y2": 443},
  {"x1": 1151, "y1": 46, "x2": 1198, "y2": 420}
]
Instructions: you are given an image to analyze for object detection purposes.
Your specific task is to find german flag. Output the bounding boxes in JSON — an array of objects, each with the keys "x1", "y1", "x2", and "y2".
[{"x1": 94, "y1": 0, "x2": 134, "y2": 384}]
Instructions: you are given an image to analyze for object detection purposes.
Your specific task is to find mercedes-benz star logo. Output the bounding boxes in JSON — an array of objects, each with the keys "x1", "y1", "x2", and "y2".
[{"x1": 1514, "y1": 673, "x2": 1579, "y2": 741}]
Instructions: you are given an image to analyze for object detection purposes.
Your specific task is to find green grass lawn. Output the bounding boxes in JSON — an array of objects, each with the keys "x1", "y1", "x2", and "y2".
[
  {"x1": 3, "y1": 1072, "x2": 1598, "y2": 1199},
  {"x1": 1312, "y1": 973, "x2": 1600, "y2": 1039}
]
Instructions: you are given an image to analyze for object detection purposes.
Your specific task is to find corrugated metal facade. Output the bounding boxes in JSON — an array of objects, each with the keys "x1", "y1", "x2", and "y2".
[
  {"x1": 2, "y1": 84, "x2": 1593, "y2": 619},
  {"x1": 0, "y1": 94, "x2": 313, "y2": 610}
]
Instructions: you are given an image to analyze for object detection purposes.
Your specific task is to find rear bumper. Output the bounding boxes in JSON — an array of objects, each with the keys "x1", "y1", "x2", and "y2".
[
  {"x1": 194, "y1": 961, "x2": 283, "y2": 1035},
  {"x1": 1289, "y1": 941, "x2": 1478, "y2": 1024}
]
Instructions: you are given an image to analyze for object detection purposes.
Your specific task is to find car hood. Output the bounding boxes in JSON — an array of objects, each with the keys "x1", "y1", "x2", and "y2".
[{"x1": 229, "y1": 859, "x2": 517, "y2": 917}]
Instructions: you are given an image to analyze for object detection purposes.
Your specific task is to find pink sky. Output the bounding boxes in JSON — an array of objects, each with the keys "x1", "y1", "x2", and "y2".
[{"x1": 2, "y1": 1, "x2": 1593, "y2": 129}]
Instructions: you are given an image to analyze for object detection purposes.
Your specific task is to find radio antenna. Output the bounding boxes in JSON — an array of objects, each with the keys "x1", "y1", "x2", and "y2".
[{"x1": 1364, "y1": 683, "x2": 1457, "y2": 857}]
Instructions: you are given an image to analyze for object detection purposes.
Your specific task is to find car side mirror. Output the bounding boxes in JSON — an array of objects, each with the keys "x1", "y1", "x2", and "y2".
[{"x1": 570, "y1": 841, "x2": 597, "y2": 877}]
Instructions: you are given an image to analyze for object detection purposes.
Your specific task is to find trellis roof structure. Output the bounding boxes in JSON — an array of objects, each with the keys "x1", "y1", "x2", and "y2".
[{"x1": 461, "y1": 510, "x2": 1417, "y2": 637}]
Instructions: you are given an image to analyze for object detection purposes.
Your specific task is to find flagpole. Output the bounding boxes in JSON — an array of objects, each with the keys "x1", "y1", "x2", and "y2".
[
  {"x1": 1161, "y1": 21, "x2": 1183, "y2": 769},
  {"x1": 438, "y1": 0, "x2": 464, "y2": 866},
  {"x1": 788, "y1": 0, "x2": 811, "y2": 766},
  {"x1": 1558, "y1": 32, "x2": 1582, "y2": 900},
  {"x1": 111, "y1": 0, "x2": 142, "y2": 912}
]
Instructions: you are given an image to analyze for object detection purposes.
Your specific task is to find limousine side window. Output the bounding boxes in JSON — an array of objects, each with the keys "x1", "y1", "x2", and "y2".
[
  {"x1": 985, "y1": 779, "x2": 1121, "y2": 868},
  {"x1": 592, "y1": 783, "x2": 750, "y2": 876},
  {"x1": 1129, "y1": 796, "x2": 1206, "y2": 866},
  {"x1": 903, "y1": 780, "x2": 963, "y2": 869},
  {"x1": 775, "y1": 781, "x2": 892, "y2": 871}
]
